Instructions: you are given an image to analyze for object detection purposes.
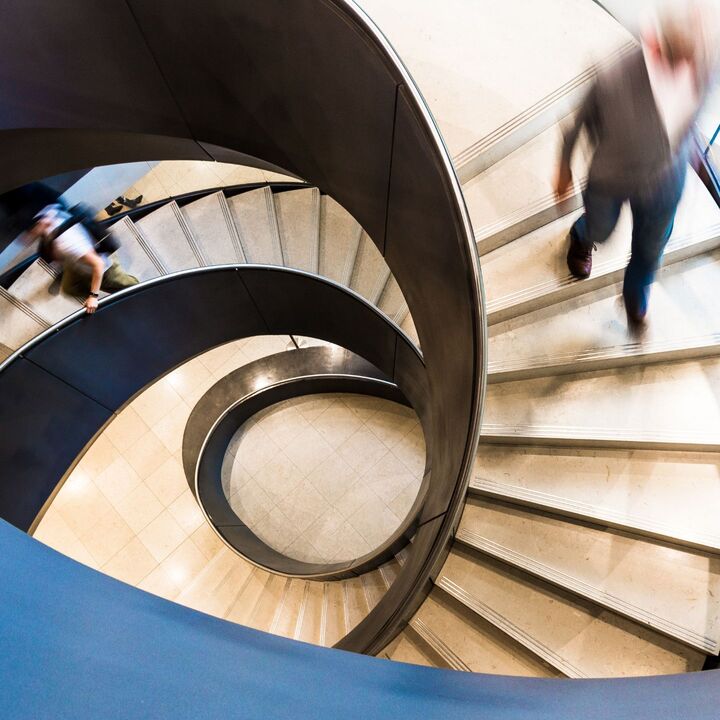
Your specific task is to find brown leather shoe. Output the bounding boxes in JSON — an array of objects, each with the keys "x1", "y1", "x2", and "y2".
[{"x1": 566, "y1": 233, "x2": 594, "y2": 279}]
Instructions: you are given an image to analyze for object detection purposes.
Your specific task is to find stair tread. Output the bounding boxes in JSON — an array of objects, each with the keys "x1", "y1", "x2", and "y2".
[
  {"x1": 440, "y1": 548, "x2": 704, "y2": 676},
  {"x1": 275, "y1": 187, "x2": 319, "y2": 274},
  {"x1": 489, "y1": 250, "x2": 720, "y2": 371},
  {"x1": 109, "y1": 217, "x2": 163, "y2": 281},
  {"x1": 8, "y1": 259, "x2": 81, "y2": 324},
  {"x1": 459, "y1": 498, "x2": 720, "y2": 649},
  {"x1": 464, "y1": 120, "x2": 588, "y2": 251},
  {"x1": 182, "y1": 191, "x2": 242, "y2": 265},
  {"x1": 228, "y1": 187, "x2": 283, "y2": 265},
  {"x1": 349, "y1": 232, "x2": 388, "y2": 305},
  {"x1": 471, "y1": 446, "x2": 720, "y2": 551},
  {"x1": 483, "y1": 171, "x2": 720, "y2": 322},
  {"x1": 136, "y1": 201, "x2": 201, "y2": 272},
  {"x1": 319, "y1": 195, "x2": 361, "y2": 286},
  {"x1": 0, "y1": 289, "x2": 49, "y2": 350},
  {"x1": 484, "y1": 356, "x2": 720, "y2": 443},
  {"x1": 413, "y1": 589, "x2": 559, "y2": 676}
]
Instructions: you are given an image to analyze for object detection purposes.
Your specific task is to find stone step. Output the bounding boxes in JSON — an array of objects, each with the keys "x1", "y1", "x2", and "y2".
[
  {"x1": 319, "y1": 195, "x2": 362, "y2": 286},
  {"x1": 275, "y1": 187, "x2": 320, "y2": 275},
  {"x1": 228, "y1": 187, "x2": 284, "y2": 266},
  {"x1": 8, "y1": 259, "x2": 81, "y2": 324},
  {"x1": 349, "y1": 231, "x2": 389, "y2": 306},
  {"x1": 470, "y1": 445, "x2": 720, "y2": 554},
  {"x1": 109, "y1": 216, "x2": 165, "y2": 281},
  {"x1": 483, "y1": 171, "x2": 720, "y2": 325},
  {"x1": 136, "y1": 201, "x2": 205, "y2": 272},
  {"x1": 0, "y1": 287, "x2": 49, "y2": 351},
  {"x1": 457, "y1": 498, "x2": 720, "y2": 653},
  {"x1": 439, "y1": 547, "x2": 705, "y2": 676},
  {"x1": 488, "y1": 249, "x2": 720, "y2": 372},
  {"x1": 182, "y1": 191, "x2": 244, "y2": 265},
  {"x1": 411, "y1": 589, "x2": 560, "y2": 676},
  {"x1": 483, "y1": 357, "x2": 720, "y2": 452}
]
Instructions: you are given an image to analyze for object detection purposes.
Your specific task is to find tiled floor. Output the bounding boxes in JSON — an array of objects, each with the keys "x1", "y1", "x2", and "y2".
[
  {"x1": 33, "y1": 335, "x2": 293, "y2": 598},
  {"x1": 222, "y1": 394, "x2": 425, "y2": 564},
  {"x1": 97, "y1": 160, "x2": 298, "y2": 220}
]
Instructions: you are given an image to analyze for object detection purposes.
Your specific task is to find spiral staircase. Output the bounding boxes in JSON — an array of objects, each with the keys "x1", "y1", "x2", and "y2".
[{"x1": 1, "y1": 1, "x2": 719, "y2": 718}]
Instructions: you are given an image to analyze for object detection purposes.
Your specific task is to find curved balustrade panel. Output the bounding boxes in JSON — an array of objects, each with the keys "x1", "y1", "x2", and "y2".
[
  {"x1": 0, "y1": 0, "x2": 484, "y2": 654},
  {"x1": 2, "y1": 521, "x2": 718, "y2": 720},
  {"x1": 0, "y1": 267, "x2": 421, "y2": 532}
]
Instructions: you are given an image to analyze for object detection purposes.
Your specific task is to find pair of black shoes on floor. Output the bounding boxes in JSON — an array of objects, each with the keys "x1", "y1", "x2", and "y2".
[{"x1": 105, "y1": 195, "x2": 143, "y2": 216}]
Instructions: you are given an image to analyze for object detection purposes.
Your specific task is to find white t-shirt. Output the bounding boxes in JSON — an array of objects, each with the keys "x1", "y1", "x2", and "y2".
[{"x1": 41, "y1": 205, "x2": 111, "y2": 275}]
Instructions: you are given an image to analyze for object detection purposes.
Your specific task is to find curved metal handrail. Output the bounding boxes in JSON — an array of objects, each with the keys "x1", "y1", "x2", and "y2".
[
  {"x1": 187, "y1": 346, "x2": 422, "y2": 580},
  {"x1": 0, "y1": 0, "x2": 485, "y2": 657}
]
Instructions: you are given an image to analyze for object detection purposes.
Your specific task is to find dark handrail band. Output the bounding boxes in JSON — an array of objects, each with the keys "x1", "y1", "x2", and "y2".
[
  {"x1": 0, "y1": 0, "x2": 484, "y2": 694},
  {"x1": 187, "y1": 347, "x2": 422, "y2": 580}
]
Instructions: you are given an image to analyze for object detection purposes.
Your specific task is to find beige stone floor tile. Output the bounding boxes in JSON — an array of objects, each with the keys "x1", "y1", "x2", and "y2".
[
  {"x1": 257, "y1": 404, "x2": 310, "y2": 447},
  {"x1": 57, "y1": 477, "x2": 114, "y2": 537},
  {"x1": 197, "y1": 342, "x2": 244, "y2": 374},
  {"x1": 324, "y1": 525, "x2": 372, "y2": 563},
  {"x1": 348, "y1": 501, "x2": 402, "y2": 550},
  {"x1": 307, "y1": 453, "x2": 359, "y2": 505},
  {"x1": 282, "y1": 425, "x2": 334, "y2": 477},
  {"x1": 391, "y1": 428, "x2": 427, "y2": 476},
  {"x1": 211, "y1": 350, "x2": 253, "y2": 380},
  {"x1": 76, "y1": 434, "x2": 120, "y2": 479},
  {"x1": 168, "y1": 489, "x2": 206, "y2": 536},
  {"x1": 104, "y1": 406, "x2": 150, "y2": 453},
  {"x1": 158, "y1": 537, "x2": 209, "y2": 594},
  {"x1": 364, "y1": 408, "x2": 419, "y2": 449},
  {"x1": 94, "y1": 456, "x2": 142, "y2": 508},
  {"x1": 78, "y1": 505, "x2": 136, "y2": 566},
  {"x1": 145, "y1": 456, "x2": 188, "y2": 507},
  {"x1": 283, "y1": 533, "x2": 323, "y2": 564},
  {"x1": 293, "y1": 395, "x2": 337, "y2": 422},
  {"x1": 389, "y1": 481, "x2": 422, "y2": 521},
  {"x1": 165, "y1": 362, "x2": 216, "y2": 407},
  {"x1": 152, "y1": 401, "x2": 193, "y2": 455},
  {"x1": 229, "y1": 478, "x2": 275, "y2": 521},
  {"x1": 112, "y1": 482, "x2": 164, "y2": 534},
  {"x1": 190, "y1": 523, "x2": 226, "y2": 561},
  {"x1": 234, "y1": 424, "x2": 281, "y2": 477},
  {"x1": 361, "y1": 451, "x2": 418, "y2": 505},
  {"x1": 342, "y1": 395, "x2": 386, "y2": 422},
  {"x1": 33, "y1": 511, "x2": 98, "y2": 569},
  {"x1": 239, "y1": 336, "x2": 291, "y2": 363},
  {"x1": 333, "y1": 479, "x2": 381, "y2": 520},
  {"x1": 277, "y1": 479, "x2": 328, "y2": 536},
  {"x1": 312, "y1": 404, "x2": 365, "y2": 449},
  {"x1": 51, "y1": 466, "x2": 94, "y2": 510},
  {"x1": 124, "y1": 430, "x2": 171, "y2": 480},
  {"x1": 253, "y1": 505, "x2": 300, "y2": 553},
  {"x1": 337, "y1": 428, "x2": 389, "y2": 475},
  {"x1": 251, "y1": 453, "x2": 304, "y2": 504},
  {"x1": 131, "y1": 378, "x2": 183, "y2": 428},
  {"x1": 137, "y1": 561, "x2": 182, "y2": 601},
  {"x1": 138, "y1": 508, "x2": 187, "y2": 563},
  {"x1": 102, "y1": 537, "x2": 157, "y2": 586}
]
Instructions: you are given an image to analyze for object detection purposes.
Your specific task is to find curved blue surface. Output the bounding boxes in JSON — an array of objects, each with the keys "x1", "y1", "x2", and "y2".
[{"x1": 1, "y1": 520, "x2": 717, "y2": 719}]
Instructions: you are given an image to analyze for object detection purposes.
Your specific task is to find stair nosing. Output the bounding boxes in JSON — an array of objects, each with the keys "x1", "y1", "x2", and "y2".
[
  {"x1": 409, "y1": 617, "x2": 470, "y2": 671},
  {"x1": 455, "y1": 528, "x2": 718, "y2": 653},
  {"x1": 436, "y1": 576, "x2": 587, "y2": 678},
  {"x1": 469, "y1": 477, "x2": 720, "y2": 553}
]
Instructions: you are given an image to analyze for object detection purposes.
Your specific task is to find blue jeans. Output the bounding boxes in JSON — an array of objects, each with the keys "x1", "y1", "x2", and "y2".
[{"x1": 571, "y1": 164, "x2": 686, "y2": 316}]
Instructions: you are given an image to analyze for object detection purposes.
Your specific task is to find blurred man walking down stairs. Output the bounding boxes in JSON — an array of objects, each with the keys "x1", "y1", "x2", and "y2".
[{"x1": 556, "y1": 2, "x2": 719, "y2": 332}]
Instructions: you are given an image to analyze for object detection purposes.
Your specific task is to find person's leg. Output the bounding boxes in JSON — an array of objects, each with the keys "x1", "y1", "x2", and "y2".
[
  {"x1": 567, "y1": 186, "x2": 623, "y2": 278},
  {"x1": 100, "y1": 260, "x2": 139, "y2": 292},
  {"x1": 60, "y1": 265, "x2": 90, "y2": 298},
  {"x1": 625, "y1": 165, "x2": 686, "y2": 324}
]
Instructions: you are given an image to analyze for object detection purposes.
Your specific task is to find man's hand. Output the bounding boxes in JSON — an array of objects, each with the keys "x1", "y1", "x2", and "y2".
[
  {"x1": 554, "y1": 162, "x2": 573, "y2": 199},
  {"x1": 85, "y1": 295, "x2": 98, "y2": 314}
]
